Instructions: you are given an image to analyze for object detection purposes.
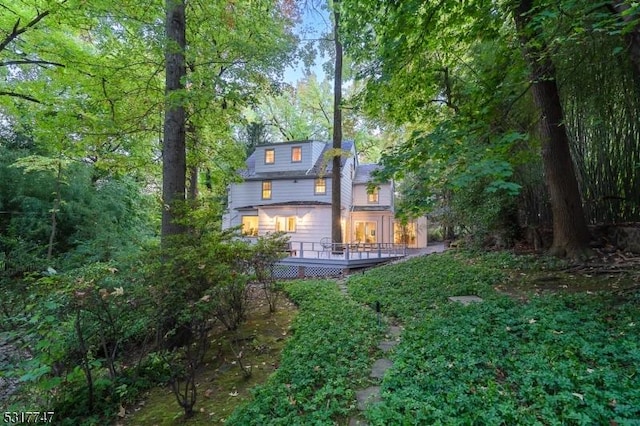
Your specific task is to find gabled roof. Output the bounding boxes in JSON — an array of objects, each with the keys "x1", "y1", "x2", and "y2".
[
  {"x1": 240, "y1": 140, "x2": 355, "y2": 180},
  {"x1": 353, "y1": 163, "x2": 381, "y2": 184}
]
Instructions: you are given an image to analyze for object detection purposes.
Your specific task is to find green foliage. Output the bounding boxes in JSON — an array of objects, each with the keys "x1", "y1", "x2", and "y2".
[
  {"x1": 347, "y1": 252, "x2": 640, "y2": 424},
  {"x1": 250, "y1": 232, "x2": 290, "y2": 313},
  {"x1": 348, "y1": 251, "x2": 505, "y2": 321},
  {"x1": 228, "y1": 280, "x2": 381, "y2": 424}
]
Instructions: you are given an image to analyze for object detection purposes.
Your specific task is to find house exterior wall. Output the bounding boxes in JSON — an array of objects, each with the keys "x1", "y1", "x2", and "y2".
[
  {"x1": 228, "y1": 178, "x2": 332, "y2": 210},
  {"x1": 253, "y1": 142, "x2": 316, "y2": 173},
  {"x1": 223, "y1": 140, "x2": 429, "y2": 249},
  {"x1": 352, "y1": 182, "x2": 393, "y2": 206},
  {"x1": 341, "y1": 158, "x2": 355, "y2": 209},
  {"x1": 258, "y1": 205, "x2": 332, "y2": 241}
]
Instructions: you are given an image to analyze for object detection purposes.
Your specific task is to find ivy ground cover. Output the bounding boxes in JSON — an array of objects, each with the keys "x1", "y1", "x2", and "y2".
[
  {"x1": 347, "y1": 251, "x2": 640, "y2": 425},
  {"x1": 228, "y1": 280, "x2": 382, "y2": 425}
]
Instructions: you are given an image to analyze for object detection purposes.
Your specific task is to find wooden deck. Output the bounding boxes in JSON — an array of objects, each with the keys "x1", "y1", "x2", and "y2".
[{"x1": 274, "y1": 241, "x2": 407, "y2": 278}]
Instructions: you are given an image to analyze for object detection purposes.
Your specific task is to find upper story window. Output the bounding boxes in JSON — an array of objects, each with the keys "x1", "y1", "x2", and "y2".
[
  {"x1": 264, "y1": 149, "x2": 275, "y2": 164},
  {"x1": 314, "y1": 178, "x2": 326, "y2": 195},
  {"x1": 368, "y1": 187, "x2": 379, "y2": 204},
  {"x1": 262, "y1": 181, "x2": 272, "y2": 199},
  {"x1": 291, "y1": 146, "x2": 302, "y2": 162}
]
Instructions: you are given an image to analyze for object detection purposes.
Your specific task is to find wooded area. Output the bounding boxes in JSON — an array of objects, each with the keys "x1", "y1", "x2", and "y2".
[{"x1": 1, "y1": 0, "x2": 639, "y2": 423}]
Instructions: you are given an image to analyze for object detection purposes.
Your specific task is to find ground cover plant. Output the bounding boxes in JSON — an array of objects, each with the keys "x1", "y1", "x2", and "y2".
[
  {"x1": 347, "y1": 251, "x2": 640, "y2": 424},
  {"x1": 228, "y1": 280, "x2": 382, "y2": 425}
]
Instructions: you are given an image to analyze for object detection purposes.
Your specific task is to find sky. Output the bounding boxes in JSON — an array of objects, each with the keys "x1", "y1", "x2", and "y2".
[{"x1": 282, "y1": 4, "x2": 331, "y2": 85}]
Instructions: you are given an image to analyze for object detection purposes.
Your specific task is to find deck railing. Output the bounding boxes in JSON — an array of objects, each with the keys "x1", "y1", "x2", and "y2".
[{"x1": 286, "y1": 241, "x2": 407, "y2": 260}]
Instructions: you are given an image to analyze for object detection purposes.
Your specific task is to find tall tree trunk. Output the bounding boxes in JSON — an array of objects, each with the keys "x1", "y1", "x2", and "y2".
[
  {"x1": 162, "y1": 0, "x2": 187, "y2": 243},
  {"x1": 513, "y1": 0, "x2": 591, "y2": 259},
  {"x1": 331, "y1": 0, "x2": 343, "y2": 246}
]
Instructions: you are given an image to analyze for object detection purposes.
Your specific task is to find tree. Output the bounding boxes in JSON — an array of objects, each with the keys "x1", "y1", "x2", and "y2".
[
  {"x1": 512, "y1": 0, "x2": 591, "y2": 258},
  {"x1": 162, "y1": 0, "x2": 187, "y2": 242},
  {"x1": 331, "y1": 0, "x2": 343, "y2": 245},
  {"x1": 339, "y1": 0, "x2": 637, "y2": 257}
]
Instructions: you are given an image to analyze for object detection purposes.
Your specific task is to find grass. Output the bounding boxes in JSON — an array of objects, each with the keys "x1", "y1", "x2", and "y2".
[{"x1": 347, "y1": 250, "x2": 640, "y2": 425}]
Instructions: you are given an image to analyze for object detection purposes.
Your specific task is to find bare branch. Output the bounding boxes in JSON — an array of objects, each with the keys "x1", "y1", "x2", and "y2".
[
  {"x1": 0, "y1": 10, "x2": 51, "y2": 53},
  {"x1": 0, "y1": 59, "x2": 65, "y2": 68}
]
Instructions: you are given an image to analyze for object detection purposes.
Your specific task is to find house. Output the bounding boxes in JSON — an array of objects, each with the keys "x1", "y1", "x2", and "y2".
[{"x1": 222, "y1": 140, "x2": 428, "y2": 248}]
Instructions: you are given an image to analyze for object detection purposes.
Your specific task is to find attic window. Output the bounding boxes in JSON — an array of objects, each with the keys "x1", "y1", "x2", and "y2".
[
  {"x1": 264, "y1": 149, "x2": 275, "y2": 164},
  {"x1": 291, "y1": 146, "x2": 302, "y2": 162}
]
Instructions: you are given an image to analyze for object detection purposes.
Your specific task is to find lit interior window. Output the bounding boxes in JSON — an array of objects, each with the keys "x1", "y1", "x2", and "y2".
[
  {"x1": 241, "y1": 216, "x2": 259, "y2": 236},
  {"x1": 291, "y1": 146, "x2": 302, "y2": 162},
  {"x1": 368, "y1": 187, "x2": 379, "y2": 203},
  {"x1": 275, "y1": 216, "x2": 297, "y2": 232},
  {"x1": 264, "y1": 149, "x2": 275, "y2": 164},
  {"x1": 315, "y1": 178, "x2": 326, "y2": 194},
  {"x1": 262, "y1": 181, "x2": 272, "y2": 199}
]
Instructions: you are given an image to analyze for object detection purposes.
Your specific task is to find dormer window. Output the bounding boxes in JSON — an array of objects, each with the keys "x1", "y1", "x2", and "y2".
[
  {"x1": 368, "y1": 187, "x2": 379, "y2": 204},
  {"x1": 264, "y1": 149, "x2": 275, "y2": 164},
  {"x1": 291, "y1": 146, "x2": 302, "y2": 162},
  {"x1": 315, "y1": 178, "x2": 326, "y2": 195}
]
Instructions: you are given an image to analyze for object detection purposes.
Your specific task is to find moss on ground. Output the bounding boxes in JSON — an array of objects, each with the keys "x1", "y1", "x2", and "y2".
[{"x1": 122, "y1": 294, "x2": 298, "y2": 425}]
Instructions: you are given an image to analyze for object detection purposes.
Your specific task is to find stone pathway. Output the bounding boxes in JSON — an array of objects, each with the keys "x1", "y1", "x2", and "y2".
[
  {"x1": 349, "y1": 319, "x2": 400, "y2": 425},
  {"x1": 345, "y1": 243, "x2": 447, "y2": 425}
]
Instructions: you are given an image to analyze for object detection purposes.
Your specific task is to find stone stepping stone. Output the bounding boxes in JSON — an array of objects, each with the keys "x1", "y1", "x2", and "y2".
[
  {"x1": 355, "y1": 386, "x2": 381, "y2": 411},
  {"x1": 448, "y1": 295, "x2": 483, "y2": 306},
  {"x1": 377, "y1": 340, "x2": 398, "y2": 353},
  {"x1": 370, "y1": 358, "x2": 393, "y2": 379},
  {"x1": 387, "y1": 325, "x2": 402, "y2": 338}
]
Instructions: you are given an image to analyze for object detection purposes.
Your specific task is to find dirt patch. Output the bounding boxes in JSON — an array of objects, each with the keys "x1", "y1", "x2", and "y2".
[{"x1": 495, "y1": 249, "x2": 640, "y2": 301}]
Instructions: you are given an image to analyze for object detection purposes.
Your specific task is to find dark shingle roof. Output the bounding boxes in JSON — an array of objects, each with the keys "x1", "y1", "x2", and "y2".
[
  {"x1": 236, "y1": 201, "x2": 331, "y2": 210},
  {"x1": 352, "y1": 205, "x2": 392, "y2": 212},
  {"x1": 353, "y1": 163, "x2": 380, "y2": 184}
]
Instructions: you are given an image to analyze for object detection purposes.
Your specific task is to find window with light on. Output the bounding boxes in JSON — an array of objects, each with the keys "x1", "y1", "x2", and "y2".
[
  {"x1": 315, "y1": 178, "x2": 326, "y2": 194},
  {"x1": 262, "y1": 181, "x2": 272, "y2": 199},
  {"x1": 275, "y1": 216, "x2": 296, "y2": 232},
  {"x1": 241, "y1": 216, "x2": 259, "y2": 236},
  {"x1": 264, "y1": 149, "x2": 275, "y2": 164},
  {"x1": 368, "y1": 188, "x2": 379, "y2": 203},
  {"x1": 291, "y1": 146, "x2": 302, "y2": 162}
]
